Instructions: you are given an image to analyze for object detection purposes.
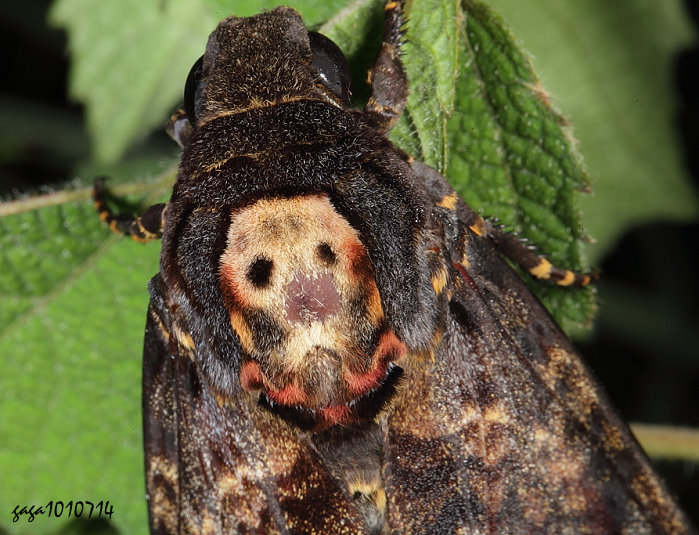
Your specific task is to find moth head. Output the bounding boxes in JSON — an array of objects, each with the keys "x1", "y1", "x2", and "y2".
[
  {"x1": 167, "y1": 7, "x2": 351, "y2": 146},
  {"x1": 218, "y1": 193, "x2": 406, "y2": 430}
]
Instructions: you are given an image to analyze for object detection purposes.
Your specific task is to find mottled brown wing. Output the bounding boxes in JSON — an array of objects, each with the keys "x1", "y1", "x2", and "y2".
[
  {"x1": 381, "y1": 166, "x2": 691, "y2": 534},
  {"x1": 142, "y1": 273, "x2": 367, "y2": 534}
]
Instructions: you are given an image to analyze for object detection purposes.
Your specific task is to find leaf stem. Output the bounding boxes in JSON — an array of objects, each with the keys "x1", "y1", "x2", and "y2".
[
  {"x1": 0, "y1": 167, "x2": 177, "y2": 217},
  {"x1": 631, "y1": 423, "x2": 699, "y2": 461}
]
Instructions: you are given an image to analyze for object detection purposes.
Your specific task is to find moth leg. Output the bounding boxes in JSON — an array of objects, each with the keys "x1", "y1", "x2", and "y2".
[
  {"x1": 93, "y1": 177, "x2": 166, "y2": 243},
  {"x1": 364, "y1": 1, "x2": 408, "y2": 133},
  {"x1": 464, "y1": 210, "x2": 597, "y2": 287},
  {"x1": 166, "y1": 108, "x2": 193, "y2": 148}
]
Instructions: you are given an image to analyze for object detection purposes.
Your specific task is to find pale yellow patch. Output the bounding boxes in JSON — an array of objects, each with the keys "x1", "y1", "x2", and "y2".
[
  {"x1": 214, "y1": 466, "x2": 268, "y2": 530},
  {"x1": 149, "y1": 307, "x2": 171, "y2": 342},
  {"x1": 459, "y1": 234, "x2": 471, "y2": 268},
  {"x1": 282, "y1": 319, "x2": 354, "y2": 371},
  {"x1": 347, "y1": 479, "x2": 381, "y2": 497},
  {"x1": 364, "y1": 283, "x2": 384, "y2": 327},
  {"x1": 458, "y1": 402, "x2": 480, "y2": 428},
  {"x1": 229, "y1": 309, "x2": 255, "y2": 353},
  {"x1": 146, "y1": 456, "x2": 179, "y2": 534},
  {"x1": 213, "y1": 391, "x2": 233, "y2": 408},
  {"x1": 200, "y1": 514, "x2": 219, "y2": 535},
  {"x1": 375, "y1": 488, "x2": 386, "y2": 513},
  {"x1": 468, "y1": 217, "x2": 486, "y2": 237},
  {"x1": 430, "y1": 266, "x2": 448, "y2": 296},
  {"x1": 484, "y1": 403, "x2": 511, "y2": 425},
  {"x1": 436, "y1": 192, "x2": 458, "y2": 210},
  {"x1": 557, "y1": 270, "x2": 576, "y2": 286},
  {"x1": 173, "y1": 324, "x2": 196, "y2": 353},
  {"x1": 533, "y1": 425, "x2": 551, "y2": 444},
  {"x1": 202, "y1": 150, "x2": 263, "y2": 175},
  {"x1": 529, "y1": 258, "x2": 552, "y2": 279},
  {"x1": 531, "y1": 425, "x2": 589, "y2": 513},
  {"x1": 545, "y1": 345, "x2": 598, "y2": 417},
  {"x1": 601, "y1": 419, "x2": 626, "y2": 453}
]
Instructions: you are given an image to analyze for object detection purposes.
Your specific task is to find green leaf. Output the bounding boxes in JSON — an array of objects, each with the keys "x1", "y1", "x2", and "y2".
[
  {"x1": 1, "y1": 235, "x2": 155, "y2": 534},
  {"x1": 0, "y1": 165, "x2": 172, "y2": 535},
  {"x1": 49, "y1": 0, "x2": 218, "y2": 164},
  {"x1": 391, "y1": 0, "x2": 460, "y2": 170},
  {"x1": 483, "y1": 0, "x2": 699, "y2": 259},
  {"x1": 446, "y1": 0, "x2": 594, "y2": 331}
]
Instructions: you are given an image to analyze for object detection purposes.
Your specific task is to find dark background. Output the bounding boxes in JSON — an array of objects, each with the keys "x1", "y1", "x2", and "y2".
[{"x1": 1, "y1": 0, "x2": 697, "y2": 530}]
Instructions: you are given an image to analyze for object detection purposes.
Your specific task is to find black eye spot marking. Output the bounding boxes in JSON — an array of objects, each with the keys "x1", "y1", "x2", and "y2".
[
  {"x1": 247, "y1": 258, "x2": 273, "y2": 288},
  {"x1": 316, "y1": 243, "x2": 337, "y2": 266}
]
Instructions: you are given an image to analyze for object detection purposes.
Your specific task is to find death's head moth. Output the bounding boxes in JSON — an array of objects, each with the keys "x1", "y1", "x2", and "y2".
[{"x1": 94, "y1": 3, "x2": 694, "y2": 533}]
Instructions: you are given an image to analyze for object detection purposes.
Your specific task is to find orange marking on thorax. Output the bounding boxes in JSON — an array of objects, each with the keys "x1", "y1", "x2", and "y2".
[
  {"x1": 375, "y1": 329, "x2": 407, "y2": 363},
  {"x1": 431, "y1": 266, "x2": 448, "y2": 295},
  {"x1": 228, "y1": 309, "x2": 255, "y2": 352},
  {"x1": 436, "y1": 192, "x2": 458, "y2": 210},
  {"x1": 240, "y1": 360, "x2": 265, "y2": 392},
  {"x1": 468, "y1": 217, "x2": 486, "y2": 236},
  {"x1": 343, "y1": 237, "x2": 373, "y2": 279},
  {"x1": 266, "y1": 384, "x2": 307, "y2": 406},
  {"x1": 345, "y1": 369, "x2": 383, "y2": 396},
  {"x1": 345, "y1": 329, "x2": 406, "y2": 396},
  {"x1": 220, "y1": 263, "x2": 254, "y2": 308}
]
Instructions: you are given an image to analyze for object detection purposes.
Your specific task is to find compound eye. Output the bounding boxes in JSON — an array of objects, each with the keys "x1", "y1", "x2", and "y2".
[
  {"x1": 183, "y1": 55, "x2": 204, "y2": 127},
  {"x1": 308, "y1": 32, "x2": 351, "y2": 104}
]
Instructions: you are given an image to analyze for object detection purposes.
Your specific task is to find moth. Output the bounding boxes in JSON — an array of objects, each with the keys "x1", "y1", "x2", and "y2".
[{"x1": 94, "y1": 1, "x2": 694, "y2": 533}]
